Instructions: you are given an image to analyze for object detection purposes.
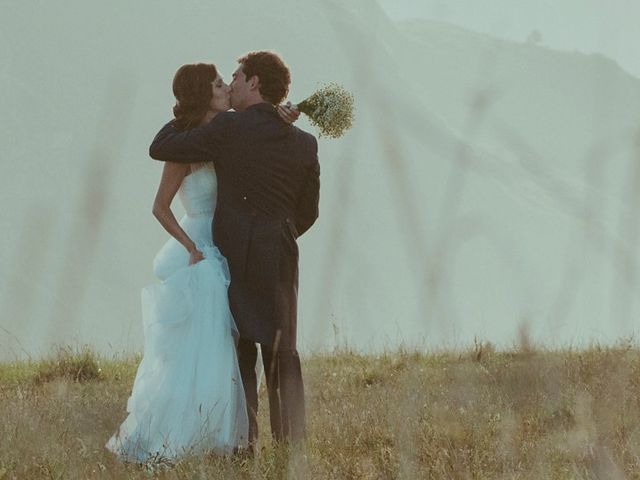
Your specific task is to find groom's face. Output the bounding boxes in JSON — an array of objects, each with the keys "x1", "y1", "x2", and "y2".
[{"x1": 230, "y1": 64, "x2": 250, "y2": 111}]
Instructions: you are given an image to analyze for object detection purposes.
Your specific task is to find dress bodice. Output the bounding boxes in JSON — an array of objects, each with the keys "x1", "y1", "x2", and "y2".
[
  {"x1": 153, "y1": 164, "x2": 217, "y2": 280},
  {"x1": 178, "y1": 164, "x2": 217, "y2": 217}
]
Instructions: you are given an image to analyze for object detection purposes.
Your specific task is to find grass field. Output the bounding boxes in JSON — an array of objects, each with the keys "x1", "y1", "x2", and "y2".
[{"x1": 2, "y1": 342, "x2": 640, "y2": 479}]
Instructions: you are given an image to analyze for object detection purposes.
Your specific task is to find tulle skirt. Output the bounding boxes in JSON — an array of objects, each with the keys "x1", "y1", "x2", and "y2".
[{"x1": 106, "y1": 215, "x2": 248, "y2": 463}]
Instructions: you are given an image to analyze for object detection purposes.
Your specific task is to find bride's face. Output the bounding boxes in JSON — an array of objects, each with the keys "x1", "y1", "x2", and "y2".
[{"x1": 209, "y1": 75, "x2": 231, "y2": 112}]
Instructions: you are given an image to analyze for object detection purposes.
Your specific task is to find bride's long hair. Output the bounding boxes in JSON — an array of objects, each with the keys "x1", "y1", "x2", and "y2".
[{"x1": 172, "y1": 63, "x2": 218, "y2": 131}]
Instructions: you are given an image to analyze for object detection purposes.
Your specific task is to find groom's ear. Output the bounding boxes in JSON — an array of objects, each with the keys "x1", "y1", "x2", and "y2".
[{"x1": 247, "y1": 74, "x2": 260, "y2": 91}]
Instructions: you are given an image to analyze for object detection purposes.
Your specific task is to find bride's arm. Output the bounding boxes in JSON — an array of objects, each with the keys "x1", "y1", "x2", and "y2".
[{"x1": 152, "y1": 162, "x2": 204, "y2": 265}]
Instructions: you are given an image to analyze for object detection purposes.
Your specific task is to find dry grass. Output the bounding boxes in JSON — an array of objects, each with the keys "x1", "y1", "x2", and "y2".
[{"x1": 2, "y1": 343, "x2": 640, "y2": 479}]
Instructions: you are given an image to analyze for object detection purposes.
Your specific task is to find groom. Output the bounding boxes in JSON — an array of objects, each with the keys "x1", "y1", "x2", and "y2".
[{"x1": 149, "y1": 51, "x2": 320, "y2": 446}]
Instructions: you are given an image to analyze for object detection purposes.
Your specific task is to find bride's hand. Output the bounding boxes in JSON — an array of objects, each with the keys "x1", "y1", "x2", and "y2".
[
  {"x1": 277, "y1": 102, "x2": 300, "y2": 124},
  {"x1": 189, "y1": 248, "x2": 205, "y2": 265}
]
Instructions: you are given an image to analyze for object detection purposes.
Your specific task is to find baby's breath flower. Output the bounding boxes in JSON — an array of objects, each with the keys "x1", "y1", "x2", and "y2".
[{"x1": 296, "y1": 83, "x2": 355, "y2": 139}]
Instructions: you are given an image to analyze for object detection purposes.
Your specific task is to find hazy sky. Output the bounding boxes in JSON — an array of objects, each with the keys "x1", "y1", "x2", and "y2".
[
  {"x1": 377, "y1": 0, "x2": 640, "y2": 78},
  {"x1": 2, "y1": 0, "x2": 640, "y2": 359}
]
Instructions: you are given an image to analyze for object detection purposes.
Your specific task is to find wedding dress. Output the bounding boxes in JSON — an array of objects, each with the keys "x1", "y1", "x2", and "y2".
[{"x1": 106, "y1": 163, "x2": 248, "y2": 463}]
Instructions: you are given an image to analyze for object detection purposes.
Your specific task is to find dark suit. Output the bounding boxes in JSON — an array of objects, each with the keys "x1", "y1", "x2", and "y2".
[{"x1": 149, "y1": 102, "x2": 319, "y2": 444}]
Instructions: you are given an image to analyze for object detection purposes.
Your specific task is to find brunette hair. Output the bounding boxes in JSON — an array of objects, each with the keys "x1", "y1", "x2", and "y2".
[
  {"x1": 172, "y1": 63, "x2": 218, "y2": 131},
  {"x1": 237, "y1": 51, "x2": 290, "y2": 104}
]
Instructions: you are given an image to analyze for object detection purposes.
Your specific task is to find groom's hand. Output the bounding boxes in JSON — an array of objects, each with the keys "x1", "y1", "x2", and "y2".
[{"x1": 277, "y1": 102, "x2": 300, "y2": 124}]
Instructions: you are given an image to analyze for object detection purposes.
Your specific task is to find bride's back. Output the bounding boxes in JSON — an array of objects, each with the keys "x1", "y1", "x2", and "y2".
[
  {"x1": 178, "y1": 163, "x2": 217, "y2": 218},
  {"x1": 153, "y1": 163, "x2": 218, "y2": 280}
]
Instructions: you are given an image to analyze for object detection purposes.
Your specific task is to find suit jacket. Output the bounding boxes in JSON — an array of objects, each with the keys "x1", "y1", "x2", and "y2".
[{"x1": 149, "y1": 103, "x2": 320, "y2": 349}]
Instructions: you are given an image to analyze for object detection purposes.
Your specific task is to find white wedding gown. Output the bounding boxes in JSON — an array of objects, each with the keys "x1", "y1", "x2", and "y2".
[{"x1": 106, "y1": 163, "x2": 248, "y2": 463}]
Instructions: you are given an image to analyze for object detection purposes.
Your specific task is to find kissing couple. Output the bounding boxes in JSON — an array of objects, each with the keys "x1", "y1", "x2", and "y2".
[{"x1": 106, "y1": 50, "x2": 320, "y2": 463}]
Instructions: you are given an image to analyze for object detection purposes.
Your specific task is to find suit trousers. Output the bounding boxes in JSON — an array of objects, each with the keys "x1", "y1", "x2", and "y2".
[{"x1": 237, "y1": 337, "x2": 306, "y2": 445}]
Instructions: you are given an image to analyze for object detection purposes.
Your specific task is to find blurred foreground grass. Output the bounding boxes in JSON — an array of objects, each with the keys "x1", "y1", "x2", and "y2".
[{"x1": 2, "y1": 343, "x2": 640, "y2": 479}]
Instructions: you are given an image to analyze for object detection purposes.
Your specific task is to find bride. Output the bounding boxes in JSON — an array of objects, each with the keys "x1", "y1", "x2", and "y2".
[{"x1": 106, "y1": 63, "x2": 252, "y2": 462}]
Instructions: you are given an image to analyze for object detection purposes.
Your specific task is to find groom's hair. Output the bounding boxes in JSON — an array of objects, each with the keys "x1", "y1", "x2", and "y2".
[{"x1": 238, "y1": 51, "x2": 290, "y2": 105}]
